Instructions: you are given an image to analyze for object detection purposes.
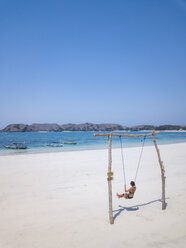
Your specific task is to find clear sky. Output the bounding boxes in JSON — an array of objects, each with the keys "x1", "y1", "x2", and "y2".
[{"x1": 0, "y1": 0, "x2": 186, "y2": 128}]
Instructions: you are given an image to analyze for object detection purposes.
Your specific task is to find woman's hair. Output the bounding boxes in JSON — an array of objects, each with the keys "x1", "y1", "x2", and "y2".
[{"x1": 130, "y1": 181, "x2": 135, "y2": 186}]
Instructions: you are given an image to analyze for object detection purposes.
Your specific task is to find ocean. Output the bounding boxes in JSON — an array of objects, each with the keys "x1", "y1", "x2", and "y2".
[{"x1": 0, "y1": 131, "x2": 186, "y2": 155}]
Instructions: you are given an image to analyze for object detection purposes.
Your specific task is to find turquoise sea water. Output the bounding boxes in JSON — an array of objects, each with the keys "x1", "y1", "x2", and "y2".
[{"x1": 0, "y1": 131, "x2": 186, "y2": 155}]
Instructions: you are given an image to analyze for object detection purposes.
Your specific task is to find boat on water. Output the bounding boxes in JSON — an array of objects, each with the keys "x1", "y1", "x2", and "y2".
[
  {"x1": 4, "y1": 142, "x2": 27, "y2": 150},
  {"x1": 61, "y1": 141, "x2": 77, "y2": 145},
  {"x1": 46, "y1": 142, "x2": 64, "y2": 147}
]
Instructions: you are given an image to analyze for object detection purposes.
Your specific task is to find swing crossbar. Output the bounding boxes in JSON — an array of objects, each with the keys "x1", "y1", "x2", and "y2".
[{"x1": 94, "y1": 131, "x2": 163, "y2": 137}]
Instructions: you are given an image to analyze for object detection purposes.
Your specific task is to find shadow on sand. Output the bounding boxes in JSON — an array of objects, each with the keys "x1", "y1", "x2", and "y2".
[{"x1": 113, "y1": 198, "x2": 168, "y2": 222}]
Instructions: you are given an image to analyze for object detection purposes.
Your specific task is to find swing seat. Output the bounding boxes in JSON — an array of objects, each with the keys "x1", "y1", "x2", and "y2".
[
  {"x1": 127, "y1": 196, "x2": 134, "y2": 200},
  {"x1": 126, "y1": 192, "x2": 135, "y2": 199}
]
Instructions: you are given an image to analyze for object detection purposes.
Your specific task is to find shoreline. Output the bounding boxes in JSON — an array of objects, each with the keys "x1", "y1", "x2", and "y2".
[
  {"x1": 1, "y1": 140, "x2": 186, "y2": 157},
  {"x1": 1, "y1": 131, "x2": 186, "y2": 156}
]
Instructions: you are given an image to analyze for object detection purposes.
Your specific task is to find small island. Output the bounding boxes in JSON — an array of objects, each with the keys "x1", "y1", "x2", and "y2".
[{"x1": 1, "y1": 123, "x2": 186, "y2": 132}]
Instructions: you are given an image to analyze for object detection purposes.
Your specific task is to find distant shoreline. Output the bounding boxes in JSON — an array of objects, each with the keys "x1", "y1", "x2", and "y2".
[
  {"x1": 1, "y1": 123, "x2": 186, "y2": 132},
  {"x1": 1, "y1": 130, "x2": 186, "y2": 133}
]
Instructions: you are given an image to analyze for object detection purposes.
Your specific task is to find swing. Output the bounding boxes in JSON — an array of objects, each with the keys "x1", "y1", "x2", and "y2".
[
  {"x1": 118, "y1": 135, "x2": 146, "y2": 198},
  {"x1": 94, "y1": 131, "x2": 166, "y2": 224}
]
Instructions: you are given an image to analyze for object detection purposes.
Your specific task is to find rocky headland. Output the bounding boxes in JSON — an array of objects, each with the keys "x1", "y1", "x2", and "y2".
[{"x1": 1, "y1": 123, "x2": 186, "y2": 132}]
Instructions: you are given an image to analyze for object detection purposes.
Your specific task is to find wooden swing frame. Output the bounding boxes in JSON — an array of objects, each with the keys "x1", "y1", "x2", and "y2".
[{"x1": 94, "y1": 130, "x2": 166, "y2": 224}]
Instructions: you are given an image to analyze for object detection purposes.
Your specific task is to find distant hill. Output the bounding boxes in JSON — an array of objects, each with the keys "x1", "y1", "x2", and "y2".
[
  {"x1": 125, "y1": 125, "x2": 155, "y2": 131},
  {"x1": 1, "y1": 123, "x2": 125, "y2": 132},
  {"x1": 126, "y1": 125, "x2": 186, "y2": 131},
  {"x1": 61, "y1": 123, "x2": 125, "y2": 131},
  {"x1": 26, "y1": 123, "x2": 63, "y2": 132},
  {"x1": 1, "y1": 123, "x2": 186, "y2": 132},
  {"x1": 1, "y1": 123, "x2": 62, "y2": 132}
]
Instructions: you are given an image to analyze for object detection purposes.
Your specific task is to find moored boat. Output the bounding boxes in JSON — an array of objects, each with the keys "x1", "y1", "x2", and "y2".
[
  {"x1": 46, "y1": 142, "x2": 63, "y2": 147},
  {"x1": 61, "y1": 141, "x2": 77, "y2": 145},
  {"x1": 4, "y1": 143, "x2": 27, "y2": 150}
]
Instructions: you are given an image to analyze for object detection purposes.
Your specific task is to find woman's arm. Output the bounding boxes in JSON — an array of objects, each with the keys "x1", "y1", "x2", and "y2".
[
  {"x1": 125, "y1": 185, "x2": 133, "y2": 192},
  {"x1": 124, "y1": 184, "x2": 129, "y2": 192}
]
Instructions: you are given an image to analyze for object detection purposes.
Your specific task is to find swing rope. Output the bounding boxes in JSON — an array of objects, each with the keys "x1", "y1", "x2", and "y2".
[
  {"x1": 119, "y1": 136, "x2": 126, "y2": 186},
  {"x1": 119, "y1": 135, "x2": 146, "y2": 186},
  {"x1": 134, "y1": 136, "x2": 146, "y2": 183}
]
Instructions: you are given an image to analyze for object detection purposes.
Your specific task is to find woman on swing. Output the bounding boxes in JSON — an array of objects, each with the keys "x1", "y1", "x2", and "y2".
[{"x1": 117, "y1": 181, "x2": 136, "y2": 199}]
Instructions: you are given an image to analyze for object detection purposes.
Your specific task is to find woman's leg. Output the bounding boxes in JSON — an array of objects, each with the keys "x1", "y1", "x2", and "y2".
[
  {"x1": 124, "y1": 193, "x2": 129, "y2": 199},
  {"x1": 116, "y1": 193, "x2": 125, "y2": 198},
  {"x1": 117, "y1": 193, "x2": 129, "y2": 199}
]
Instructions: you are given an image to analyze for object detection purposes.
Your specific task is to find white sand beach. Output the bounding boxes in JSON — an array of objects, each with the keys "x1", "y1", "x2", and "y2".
[{"x1": 0, "y1": 143, "x2": 186, "y2": 248}]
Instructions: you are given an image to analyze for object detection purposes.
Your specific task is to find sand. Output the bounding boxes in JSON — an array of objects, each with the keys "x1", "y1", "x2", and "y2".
[{"x1": 0, "y1": 143, "x2": 186, "y2": 248}]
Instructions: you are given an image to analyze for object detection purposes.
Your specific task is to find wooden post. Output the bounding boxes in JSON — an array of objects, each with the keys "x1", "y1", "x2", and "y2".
[
  {"x1": 108, "y1": 133, "x2": 114, "y2": 224},
  {"x1": 152, "y1": 130, "x2": 166, "y2": 210}
]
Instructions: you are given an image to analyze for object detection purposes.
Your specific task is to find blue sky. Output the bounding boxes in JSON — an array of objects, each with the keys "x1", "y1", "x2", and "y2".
[{"x1": 0, "y1": 0, "x2": 186, "y2": 128}]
